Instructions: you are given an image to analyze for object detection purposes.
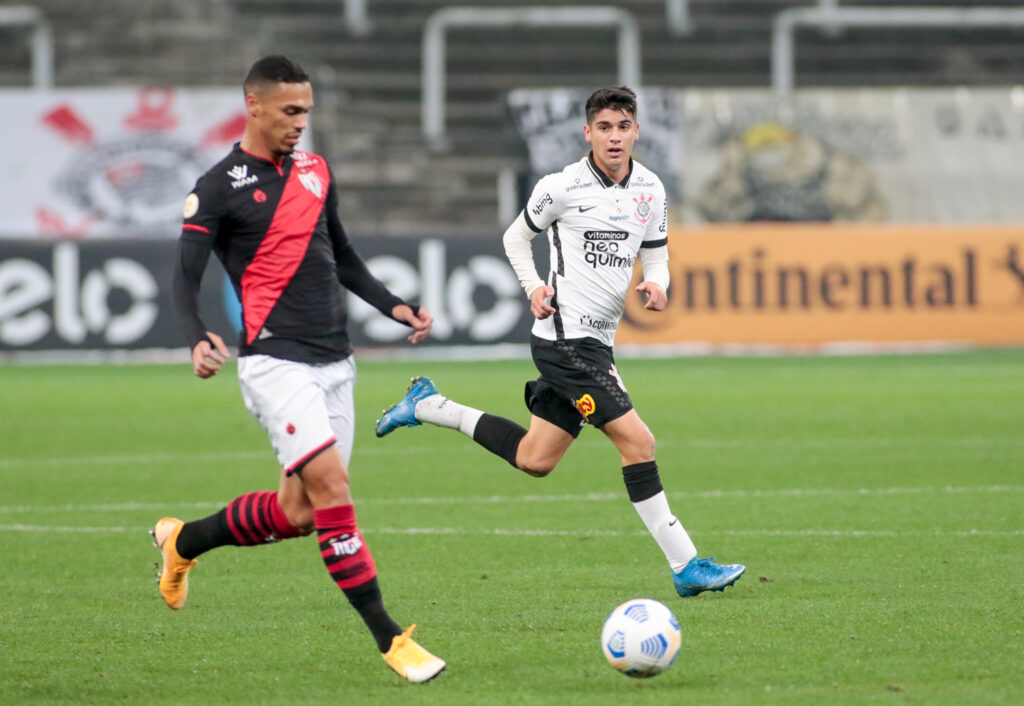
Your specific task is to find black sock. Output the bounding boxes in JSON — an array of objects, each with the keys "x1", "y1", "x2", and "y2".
[
  {"x1": 175, "y1": 509, "x2": 237, "y2": 560},
  {"x1": 343, "y1": 578, "x2": 403, "y2": 652},
  {"x1": 622, "y1": 461, "x2": 663, "y2": 503},
  {"x1": 472, "y1": 413, "x2": 528, "y2": 467}
]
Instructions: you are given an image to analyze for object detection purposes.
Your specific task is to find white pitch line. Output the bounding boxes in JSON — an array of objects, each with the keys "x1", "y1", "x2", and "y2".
[
  {"x1": 4, "y1": 433, "x2": 1024, "y2": 469},
  {"x1": 0, "y1": 501, "x2": 228, "y2": 515},
  {"x1": 0, "y1": 450, "x2": 271, "y2": 469},
  {"x1": 1, "y1": 485, "x2": 1020, "y2": 515},
  {"x1": 0, "y1": 525, "x2": 1021, "y2": 537}
]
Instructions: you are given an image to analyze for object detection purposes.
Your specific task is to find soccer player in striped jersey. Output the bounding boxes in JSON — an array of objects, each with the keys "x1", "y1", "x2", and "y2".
[
  {"x1": 376, "y1": 87, "x2": 745, "y2": 599},
  {"x1": 154, "y1": 55, "x2": 444, "y2": 683}
]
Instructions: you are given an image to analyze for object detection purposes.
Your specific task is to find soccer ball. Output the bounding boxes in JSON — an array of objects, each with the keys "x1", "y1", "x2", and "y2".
[{"x1": 600, "y1": 598, "x2": 682, "y2": 678}]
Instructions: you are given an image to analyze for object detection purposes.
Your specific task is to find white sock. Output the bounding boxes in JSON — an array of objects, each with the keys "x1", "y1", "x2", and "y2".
[
  {"x1": 632, "y1": 491, "x2": 698, "y2": 573},
  {"x1": 414, "y1": 394, "x2": 484, "y2": 438}
]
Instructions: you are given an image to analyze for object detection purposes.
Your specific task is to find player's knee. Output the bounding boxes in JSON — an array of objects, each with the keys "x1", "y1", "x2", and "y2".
[
  {"x1": 298, "y1": 449, "x2": 352, "y2": 506},
  {"x1": 521, "y1": 462, "x2": 555, "y2": 478},
  {"x1": 639, "y1": 429, "x2": 656, "y2": 460},
  {"x1": 517, "y1": 452, "x2": 558, "y2": 477},
  {"x1": 622, "y1": 428, "x2": 656, "y2": 464},
  {"x1": 284, "y1": 506, "x2": 315, "y2": 535}
]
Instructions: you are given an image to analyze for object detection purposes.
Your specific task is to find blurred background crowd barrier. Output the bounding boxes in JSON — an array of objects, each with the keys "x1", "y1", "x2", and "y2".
[{"x1": 2, "y1": 0, "x2": 1023, "y2": 354}]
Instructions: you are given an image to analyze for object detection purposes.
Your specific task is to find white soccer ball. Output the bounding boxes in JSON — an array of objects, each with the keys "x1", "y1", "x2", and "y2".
[{"x1": 600, "y1": 598, "x2": 682, "y2": 678}]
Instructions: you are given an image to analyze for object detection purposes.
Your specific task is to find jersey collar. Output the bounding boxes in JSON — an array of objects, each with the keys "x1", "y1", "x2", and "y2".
[
  {"x1": 234, "y1": 142, "x2": 292, "y2": 169},
  {"x1": 586, "y1": 151, "x2": 633, "y2": 189}
]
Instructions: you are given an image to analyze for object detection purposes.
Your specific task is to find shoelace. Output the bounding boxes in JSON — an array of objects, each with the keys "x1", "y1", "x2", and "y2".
[{"x1": 389, "y1": 625, "x2": 417, "y2": 654}]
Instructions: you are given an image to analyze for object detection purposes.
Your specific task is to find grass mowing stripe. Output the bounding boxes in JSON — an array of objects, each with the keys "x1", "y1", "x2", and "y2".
[
  {"x1": 0, "y1": 450, "x2": 271, "y2": 469},
  {"x1": 2, "y1": 484, "x2": 1020, "y2": 514},
  {"x1": 4, "y1": 434, "x2": 1022, "y2": 468},
  {"x1": 2, "y1": 352, "x2": 1022, "y2": 706},
  {"x1": 3, "y1": 524, "x2": 1022, "y2": 537}
]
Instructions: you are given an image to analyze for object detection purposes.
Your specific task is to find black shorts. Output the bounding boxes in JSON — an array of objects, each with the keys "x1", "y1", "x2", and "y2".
[{"x1": 524, "y1": 335, "x2": 634, "y2": 437}]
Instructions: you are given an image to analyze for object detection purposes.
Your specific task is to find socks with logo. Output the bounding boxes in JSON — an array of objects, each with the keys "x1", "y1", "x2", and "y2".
[
  {"x1": 623, "y1": 461, "x2": 697, "y2": 572},
  {"x1": 314, "y1": 504, "x2": 402, "y2": 652}
]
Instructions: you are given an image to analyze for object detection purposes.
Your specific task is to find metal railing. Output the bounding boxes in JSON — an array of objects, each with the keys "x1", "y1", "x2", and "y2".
[
  {"x1": 0, "y1": 5, "x2": 53, "y2": 89},
  {"x1": 772, "y1": 6, "x2": 1024, "y2": 94},
  {"x1": 422, "y1": 6, "x2": 641, "y2": 147},
  {"x1": 343, "y1": 0, "x2": 371, "y2": 37},
  {"x1": 665, "y1": 0, "x2": 692, "y2": 35}
]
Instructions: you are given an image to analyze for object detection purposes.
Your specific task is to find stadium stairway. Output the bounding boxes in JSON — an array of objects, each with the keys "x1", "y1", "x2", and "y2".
[
  {"x1": 227, "y1": 0, "x2": 1024, "y2": 233},
  {"x1": 4, "y1": 0, "x2": 1024, "y2": 232}
]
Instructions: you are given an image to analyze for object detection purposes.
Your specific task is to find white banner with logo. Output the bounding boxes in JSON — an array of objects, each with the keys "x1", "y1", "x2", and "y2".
[
  {"x1": 507, "y1": 88, "x2": 682, "y2": 207},
  {"x1": 0, "y1": 234, "x2": 534, "y2": 352},
  {"x1": 677, "y1": 87, "x2": 1024, "y2": 224},
  {"x1": 508, "y1": 87, "x2": 1024, "y2": 224},
  {"x1": 0, "y1": 88, "x2": 268, "y2": 238}
]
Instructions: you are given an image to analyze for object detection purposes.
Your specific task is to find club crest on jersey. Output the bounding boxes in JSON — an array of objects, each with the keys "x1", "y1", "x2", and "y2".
[
  {"x1": 227, "y1": 164, "x2": 259, "y2": 189},
  {"x1": 633, "y1": 193, "x2": 654, "y2": 224},
  {"x1": 575, "y1": 394, "x2": 596, "y2": 419},
  {"x1": 298, "y1": 171, "x2": 322, "y2": 199}
]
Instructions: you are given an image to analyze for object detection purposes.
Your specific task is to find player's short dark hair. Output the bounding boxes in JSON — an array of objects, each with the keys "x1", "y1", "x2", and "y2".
[
  {"x1": 585, "y1": 86, "x2": 638, "y2": 123},
  {"x1": 243, "y1": 55, "x2": 310, "y2": 95}
]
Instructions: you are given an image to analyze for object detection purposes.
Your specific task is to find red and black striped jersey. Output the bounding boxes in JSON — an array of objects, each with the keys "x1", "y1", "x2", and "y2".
[{"x1": 174, "y1": 143, "x2": 404, "y2": 363}]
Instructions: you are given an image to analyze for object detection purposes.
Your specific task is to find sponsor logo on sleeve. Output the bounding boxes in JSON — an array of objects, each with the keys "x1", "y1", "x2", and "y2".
[
  {"x1": 531, "y1": 192, "x2": 553, "y2": 216},
  {"x1": 183, "y1": 193, "x2": 199, "y2": 218}
]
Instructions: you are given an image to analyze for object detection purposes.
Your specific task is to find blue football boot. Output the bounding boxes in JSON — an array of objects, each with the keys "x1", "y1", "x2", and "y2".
[
  {"x1": 672, "y1": 557, "x2": 746, "y2": 597},
  {"x1": 375, "y1": 376, "x2": 438, "y2": 438}
]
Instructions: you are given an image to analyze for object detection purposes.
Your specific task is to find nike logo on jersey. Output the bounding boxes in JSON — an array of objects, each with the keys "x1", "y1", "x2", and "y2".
[
  {"x1": 578, "y1": 205, "x2": 597, "y2": 212},
  {"x1": 668, "y1": 518, "x2": 678, "y2": 527}
]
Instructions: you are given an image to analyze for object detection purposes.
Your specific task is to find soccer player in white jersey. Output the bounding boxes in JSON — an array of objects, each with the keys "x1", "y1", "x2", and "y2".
[{"x1": 376, "y1": 87, "x2": 744, "y2": 598}]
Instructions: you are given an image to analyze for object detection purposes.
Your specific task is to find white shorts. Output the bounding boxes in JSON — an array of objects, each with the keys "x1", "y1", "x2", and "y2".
[{"x1": 237, "y1": 354, "x2": 356, "y2": 475}]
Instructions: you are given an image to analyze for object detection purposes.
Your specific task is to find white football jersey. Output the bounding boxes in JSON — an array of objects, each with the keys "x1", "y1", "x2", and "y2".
[{"x1": 523, "y1": 154, "x2": 668, "y2": 346}]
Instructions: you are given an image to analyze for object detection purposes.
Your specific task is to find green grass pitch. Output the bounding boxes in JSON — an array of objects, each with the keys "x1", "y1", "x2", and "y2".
[{"x1": 1, "y1": 350, "x2": 1022, "y2": 705}]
